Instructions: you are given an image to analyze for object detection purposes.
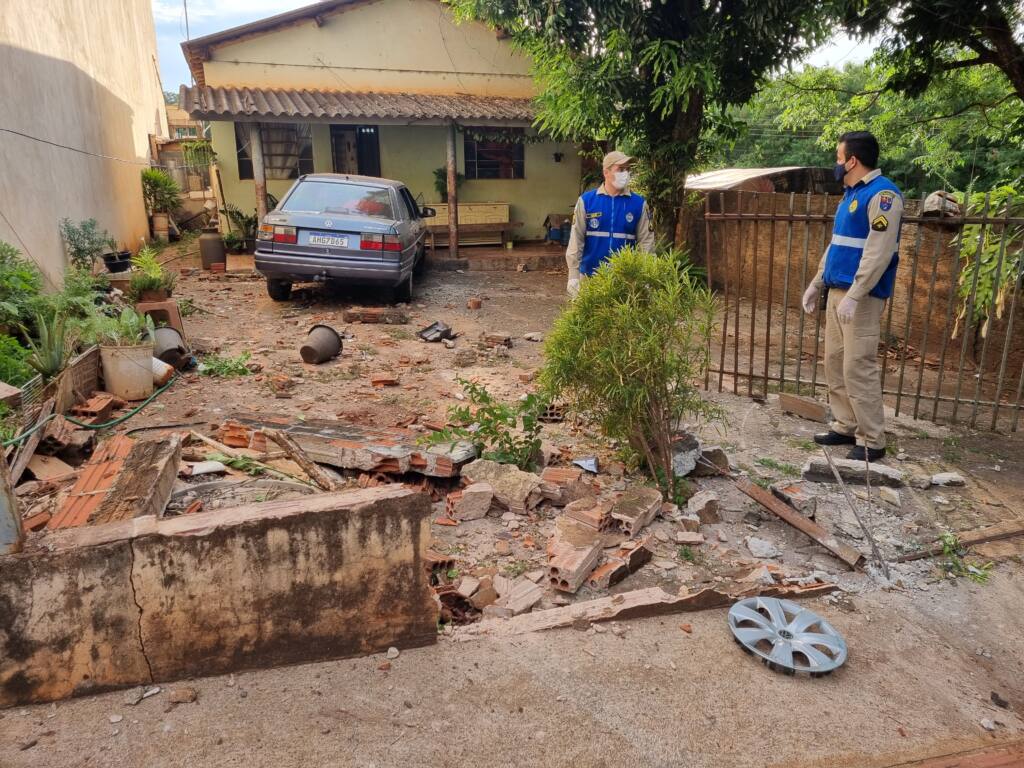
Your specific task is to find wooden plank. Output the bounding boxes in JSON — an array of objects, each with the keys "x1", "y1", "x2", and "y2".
[
  {"x1": 897, "y1": 519, "x2": 1024, "y2": 562},
  {"x1": 26, "y1": 454, "x2": 75, "y2": 481},
  {"x1": 734, "y1": 477, "x2": 865, "y2": 568},
  {"x1": 9, "y1": 399, "x2": 54, "y2": 485},
  {"x1": 779, "y1": 392, "x2": 829, "y2": 423},
  {"x1": 262, "y1": 428, "x2": 341, "y2": 491},
  {"x1": 90, "y1": 435, "x2": 181, "y2": 525}
]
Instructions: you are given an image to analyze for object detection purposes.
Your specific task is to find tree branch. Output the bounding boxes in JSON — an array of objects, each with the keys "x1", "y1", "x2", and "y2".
[
  {"x1": 937, "y1": 55, "x2": 993, "y2": 72},
  {"x1": 780, "y1": 78, "x2": 884, "y2": 97},
  {"x1": 894, "y1": 92, "x2": 1016, "y2": 129}
]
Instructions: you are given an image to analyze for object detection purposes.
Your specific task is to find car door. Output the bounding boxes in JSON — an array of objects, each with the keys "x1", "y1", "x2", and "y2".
[{"x1": 399, "y1": 187, "x2": 425, "y2": 250}]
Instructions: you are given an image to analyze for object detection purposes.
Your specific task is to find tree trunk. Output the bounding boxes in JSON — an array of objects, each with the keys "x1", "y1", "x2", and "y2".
[{"x1": 670, "y1": 88, "x2": 705, "y2": 249}]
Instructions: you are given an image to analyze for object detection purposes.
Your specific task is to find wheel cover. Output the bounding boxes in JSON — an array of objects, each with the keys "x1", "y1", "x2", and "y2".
[{"x1": 728, "y1": 596, "x2": 847, "y2": 676}]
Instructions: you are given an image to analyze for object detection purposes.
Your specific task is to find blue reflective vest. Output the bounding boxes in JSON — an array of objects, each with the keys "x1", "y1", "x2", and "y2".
[
  {"x1": 823, "y1": 174, "x2": 902, "y2": 299},
  {"x1": 578, "y1": 188, "x2": 647, "y2": 277}
]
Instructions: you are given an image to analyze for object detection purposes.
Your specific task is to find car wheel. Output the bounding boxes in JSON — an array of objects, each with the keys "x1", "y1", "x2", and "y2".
[
  {"x1": 266, "y1": 278, "x2": 292, "y2": 301},
  {"x1": 393, "y1": 270, "x2": 413, "y2": 304}
]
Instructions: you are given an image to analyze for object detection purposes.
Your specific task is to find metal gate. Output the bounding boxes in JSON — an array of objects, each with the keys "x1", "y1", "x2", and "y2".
[{"x1": 701, "y1": 190, "x2": 1024, "y2": 431}]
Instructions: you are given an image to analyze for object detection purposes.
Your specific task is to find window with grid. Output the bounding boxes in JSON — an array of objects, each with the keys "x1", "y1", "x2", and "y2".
[
  {"x1": 463, "y1": 128, "x2": 525, "y2": 180},
  {"x1": 235, "y1": 123, "x2": 314, "y2": 180}
]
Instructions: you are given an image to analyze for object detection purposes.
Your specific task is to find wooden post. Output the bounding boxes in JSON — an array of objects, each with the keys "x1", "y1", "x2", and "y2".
[
  {"x1": 445, "y1": 120, "x2": 459, "y2": 258},
  {"x1": 250, "y1": 122, "x2": 269, "y2": 221}
]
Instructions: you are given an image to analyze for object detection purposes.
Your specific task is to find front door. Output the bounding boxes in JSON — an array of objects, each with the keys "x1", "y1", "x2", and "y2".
[{"x1": 331, "y1": 125, "x2": 381, "y2": 177}]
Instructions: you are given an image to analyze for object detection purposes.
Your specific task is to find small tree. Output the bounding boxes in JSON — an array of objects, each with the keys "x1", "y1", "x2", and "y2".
[
  {"x1": 540, "y1": 247, "x2": 719, "y2": 499},
  {"x1": 58, "y1": 218, "x2": 110, "y2": 270},
  {"x1": 141, "y1": 168, "x2": 181, "y2": 215}
]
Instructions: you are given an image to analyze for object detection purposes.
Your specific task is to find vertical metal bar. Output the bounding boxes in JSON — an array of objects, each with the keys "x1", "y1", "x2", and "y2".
[
  {"x1": 951, "y1": 193, "x2": 991, "y2": 422},
  {"x1": 703, "y1": 193, "x2": 713, "y2": 390},
  {"x1": 762, "y1": 194, "x2": 778, "y2": 395},
  {"x1": 990, "y1": 245, "x2": 1022, "y2": 430},
  {"x1": 894, "y1": 221, "x2": 924, "y2": 416},
  {"x1": 878, "y1": 227, "x2": 900, "y2": 399},
  {"x1": 794, "y1": 192, "x2": 813, "y2": 395},
  {"x1": 971, "y1": 203, "x2": 1011, "y2": 427},
  {"x1": 716, "y1": 192, "x2": 729, "y2": 393},
  {"x1": 778, "y1": 193, "x2": 796, "y2": 387},
  {"x1": 913, "y1": 231, "x2": 944, "y2": 420},
  {"x1": 747, "y1": 193, "x2": 760, "y2": 397},
  {"x1": 733, "y1": 191, "x2": 744, "y2": 395},
  {"x1": 932, "y1": 201, "x2": 970, "y2": 422},
  {"x1": 809, "y1": 195, "x2": 830, "y2": 395}
]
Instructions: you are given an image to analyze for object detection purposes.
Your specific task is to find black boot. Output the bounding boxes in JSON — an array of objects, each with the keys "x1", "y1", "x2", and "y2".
[
  {"x1": 846, "y1": 445, "x2": 886, "y2": 462},
  {"x1": 813, "y1": 431, "x2": 856, "y2": 446}
]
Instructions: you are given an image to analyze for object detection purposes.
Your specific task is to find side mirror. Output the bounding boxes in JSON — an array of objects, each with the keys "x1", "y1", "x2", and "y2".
[{"x1": 421, "y1": 207, "x2": 436, "y2": 219}]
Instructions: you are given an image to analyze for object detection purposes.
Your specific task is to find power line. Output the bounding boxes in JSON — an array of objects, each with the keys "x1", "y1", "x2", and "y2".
[{"x1": 0, "y1": 127, "x2": 165, "y2": 167}]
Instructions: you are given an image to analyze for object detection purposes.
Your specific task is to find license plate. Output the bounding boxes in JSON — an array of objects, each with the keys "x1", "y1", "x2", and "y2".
[{"x1": 309, "y1": 233, "x2": 348, "y2": 247}]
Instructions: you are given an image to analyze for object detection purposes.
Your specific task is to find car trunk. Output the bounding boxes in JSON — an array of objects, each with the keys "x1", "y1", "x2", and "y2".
[{"x1": 266, "y1": 213, "x2": 398, "y2": 260}]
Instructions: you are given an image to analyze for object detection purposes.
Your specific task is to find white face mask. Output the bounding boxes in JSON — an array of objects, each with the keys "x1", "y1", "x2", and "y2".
[{"x1": 612, "y1": 170, "x2": 631, "y2": 190}]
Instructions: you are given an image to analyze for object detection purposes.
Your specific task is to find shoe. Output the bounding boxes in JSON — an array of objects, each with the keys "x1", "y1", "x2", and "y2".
[
  {"x1": 813, "y1": 431, "x2": 856, "y2": 446},
  {"x1": 846, "y1": 445, "x2": 886, "y2": 462}
]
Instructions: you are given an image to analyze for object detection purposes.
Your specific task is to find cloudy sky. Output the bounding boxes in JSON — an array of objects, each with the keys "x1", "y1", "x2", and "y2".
[{"x1": 153, "y1": 0, "x2": 875, "y2": 91}]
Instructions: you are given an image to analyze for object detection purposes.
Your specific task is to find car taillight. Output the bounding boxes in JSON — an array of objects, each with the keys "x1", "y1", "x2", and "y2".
[
  {"x1": 273, "y1": 226, "x2": 297, "y2": 244},
  {"x1": 382, "y1": 235, "x2": 401, "y2": 252},
  {"x1": 257, "y1": 224, "x2": 274, "y2": 241},
  {"x1": 360, "y1": 234, "x2": 401, "y2": 252}
]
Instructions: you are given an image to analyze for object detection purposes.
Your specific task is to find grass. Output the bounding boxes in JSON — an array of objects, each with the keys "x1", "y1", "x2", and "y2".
[
  {"x1": 199, "y1": 351, "x2": 251, "y2": 377},
  {"x1": 677, "y1": 545, "x2": 703, "y2": 564},
  {"x1": 755, "y1": 457, "x2": 800, "y2": 477},
  {"x1": 940, "y1": 531, "x2": 993, "y2": 584},
  {"x1": 356, "y1": 344, "x2": 378, "y2": 358},
  {"x1": 384, "y1": 327, "x2": 414, "y2": 341},
  {"x1": 503, "y1": 559, "x2": 532, "y2": 578},
  {"x1": 787, "y1": 438, "x2": 818, "y2": 452},
  {"x1": 178, "y1": 297, "x2": 199, "y2": 317}
]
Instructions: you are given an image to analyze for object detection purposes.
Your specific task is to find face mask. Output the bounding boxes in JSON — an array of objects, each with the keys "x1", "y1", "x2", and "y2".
[
  {"x1": 833, "y1": 161, "x2": 849, "y2": 183},
  {"x1": 612, "y1": 170, "x2": 631, "y2": 189}
]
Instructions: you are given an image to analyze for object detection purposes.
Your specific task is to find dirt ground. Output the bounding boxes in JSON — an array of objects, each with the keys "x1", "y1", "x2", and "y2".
[{"x1": 3, "y1": 256, "x2": 1023, "y2": 767}]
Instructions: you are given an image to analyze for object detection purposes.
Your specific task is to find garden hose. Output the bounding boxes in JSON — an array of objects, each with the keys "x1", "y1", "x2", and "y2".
[{"x1": 1, "y1": 375, "x2": 179, "y2": 448}]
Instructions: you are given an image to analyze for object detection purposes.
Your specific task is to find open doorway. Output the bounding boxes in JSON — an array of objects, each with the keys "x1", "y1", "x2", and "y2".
[{"x1": 330, "y1": 125, "x2": 381, "y2": 177}]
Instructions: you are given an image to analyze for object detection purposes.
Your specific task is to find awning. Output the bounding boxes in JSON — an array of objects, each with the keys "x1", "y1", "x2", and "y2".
[{"x1": 179, "y1": 85, "x2": 535, "y2": 125}]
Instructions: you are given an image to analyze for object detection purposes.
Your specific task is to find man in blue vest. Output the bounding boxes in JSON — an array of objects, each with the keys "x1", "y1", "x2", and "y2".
[
  {"x1": 802, "y1": 131, "x2": 903, "y2": 463},
  {"x1": 565, "y1": 150, "x2": 656, "y2": 296}
]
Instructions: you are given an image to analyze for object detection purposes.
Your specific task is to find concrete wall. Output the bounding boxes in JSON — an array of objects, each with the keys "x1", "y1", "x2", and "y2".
[
  {"x1": 0, "y1": 486, "x2": 438, "y2": 707},
  {"x1": 212, "y1": 121, "x2": 582, "y2": 240},
  {"x1": 201, "y1": 0, "x2": 533, "y2": 97},
  {"x1": 0, "y1": 0, "x2": 167, "y2": 286}
]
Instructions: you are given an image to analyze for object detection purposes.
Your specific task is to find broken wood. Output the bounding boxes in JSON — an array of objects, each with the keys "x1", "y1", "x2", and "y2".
[
  {"x1": 779, "y1": 392, "x2": 829, "y2": 423},
  {"x1": 89, "y1": 435, "x2": 182, "y2": 525},
  {"x1": 26, "y1": 454, "x2": 75, "y2": 481},
  {"x1": 897, "y1": 519, "x2": 1024, "y2": 562},
  {"x1": 9, "y1": 399, "x2": 54, "y2": 485},
  {"x1": 262, "y1": 428, "x2": 341, "y2": 491}
]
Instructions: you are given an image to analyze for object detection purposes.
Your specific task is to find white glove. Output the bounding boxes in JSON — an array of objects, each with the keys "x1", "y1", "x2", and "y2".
[
  {"x1": 801, "y1": 284, "x2": 819, "y2": 315},
  {"x1": 567, "y1": 277, "x2": 580, "y2": 298},
  {"x1": 837, "y1": 295, "x2": 858, "y2": 324}
]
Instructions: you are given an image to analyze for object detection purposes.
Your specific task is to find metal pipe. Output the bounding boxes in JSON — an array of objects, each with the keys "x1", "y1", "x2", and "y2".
[
  {"x1": 763, "y1": 193, "x2": 778, "y2": 396},
  {"x1": 794, "y1": 192, "x2": 813, "y2": 395},
  {"x1": 894, "y1": 222, "x2": 924, "y2": 415}
]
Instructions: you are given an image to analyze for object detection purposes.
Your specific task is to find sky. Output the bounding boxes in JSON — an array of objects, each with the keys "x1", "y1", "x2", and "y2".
[{"x1": 153, "y1": 0, "x2": 876, "y2": 92}]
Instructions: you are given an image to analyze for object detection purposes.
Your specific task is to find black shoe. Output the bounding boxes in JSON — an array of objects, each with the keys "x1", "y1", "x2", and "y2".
[
  {"x1": 813, "y1": 431, "x2": 856, "y2": 446},
  {"x1": 846, "y1": 445, "x2": 886, "y2": 462}
]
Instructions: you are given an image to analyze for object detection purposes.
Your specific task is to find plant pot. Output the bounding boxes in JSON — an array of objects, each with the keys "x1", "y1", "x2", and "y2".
[
  {"x1": 138, "y1": 288, "x2": 171, "y2": 302},
  {"x1": 152, "y1": 213, "x2": 170, "y2": 241},
  {"x1": 100, "y1": 342, "x2": 155, "y2": 401},
  {"x1": 150, "y1": 326, "x2": 188, "y2": 369},
  {"x1": 107, "y1": 271, "x2": 133, "y2": 294},
  {"x1": 103, "y1": 251, "x2": 132, "y2": 273},
  {"x1": 300, "y1": 324, "x2": 342, "y2": 364},
  {"x1": 199, "y1": 228, "x2": 226, "y2": 270}
]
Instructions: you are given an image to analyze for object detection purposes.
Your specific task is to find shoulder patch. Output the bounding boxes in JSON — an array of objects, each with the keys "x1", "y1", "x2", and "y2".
[
  {"x1": 871, "y1": 215, "x2": 889, "y2": 232},
  {"x1": 878, "y1": 191, "x2": 895, "y2": 211}
]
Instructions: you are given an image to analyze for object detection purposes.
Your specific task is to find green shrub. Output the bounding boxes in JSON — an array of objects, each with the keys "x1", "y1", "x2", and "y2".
[
  {"x1": 0, "y1": 241, "x2": 44, "y2": 328},
  {"x1": 199, "y1": 351, "x2": 252, "y2": 377},
  {"x1": 141, "y1": 168, "x2": 181, "y2": 215},
  {"x1": 94, "y1": 307, "x2": 155, "y2": 346},
  {"x1": 127, "y1": 245, "x2": 175, "y2": 300},
  {"x1": 540, "y1": 246, "x2": 720, "y2": 498},
  {"x1": 59, "y1": 218, "x2": 110, "y2": 270},
  {"x1": 0, "y1": 334, "x2": 34, "y2": 386},
  {"x1": 220, "y1": 204, "x2": 257, "y2": 240},
  {"x1": 22, "y1": 310, "x2": 68, "y2": 379}
]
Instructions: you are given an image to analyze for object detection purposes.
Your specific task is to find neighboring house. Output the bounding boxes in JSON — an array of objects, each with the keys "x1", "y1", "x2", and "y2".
[
  {"x1": 156, "y1": 103, "x2": 213, "y2": 197},
  {"x1": 179, "y1": 0, "x2": 581, "y2": 242},
  {"x1": 0, "y1": 0, "x2": 167, "y2": 284}
]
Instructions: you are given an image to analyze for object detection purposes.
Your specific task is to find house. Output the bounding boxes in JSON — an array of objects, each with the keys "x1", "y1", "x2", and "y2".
[
  {"x1": 154, "y1": 102, "x2": 214, "y2": 211},
  {"x1": 0, "y1": 0, "x2": 167, "y2": 284},
  {"x1": 178, "y1": 0, "x2": 582, "y2": 246}
]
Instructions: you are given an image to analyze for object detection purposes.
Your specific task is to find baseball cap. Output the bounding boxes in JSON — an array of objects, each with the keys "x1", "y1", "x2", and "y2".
[{"x1": 602, "y1": 150, "x2": 635, "y2": 170}]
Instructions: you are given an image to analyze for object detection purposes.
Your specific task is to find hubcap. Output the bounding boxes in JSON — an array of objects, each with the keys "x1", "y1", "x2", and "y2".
[{"x1": 728, "y1": 596, "x2": 847, "y2": 675}]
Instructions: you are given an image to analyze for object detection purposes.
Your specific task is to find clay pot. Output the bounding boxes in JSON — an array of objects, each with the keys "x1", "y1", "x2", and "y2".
[{"x1": 300, "y1": 324, "x2": 342, "y2": 364}]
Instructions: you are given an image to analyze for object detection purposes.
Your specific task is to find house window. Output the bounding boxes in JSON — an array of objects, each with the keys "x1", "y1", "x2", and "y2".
[
  {"x1": 235, "y1": 123, "x2": 314, "y2": 181},
  {"x1": 464, "y1": 128, "x2": 525, "y2": 180}
]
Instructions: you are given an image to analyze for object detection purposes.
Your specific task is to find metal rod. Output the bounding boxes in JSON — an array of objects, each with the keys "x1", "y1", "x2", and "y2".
[
  {"x1": 894, "y1": 222, "x2": 923, "y2": 416},
  {"x1": 763, "y1": 194, "x2": 778, "y2": 396},
  {"x1": 809, "y1": 195, "x2": 828, "y2": 395},
  {"x1": 747, "y1": 192, "x2": 760, "y2": 398},
  {"x1": 913, "y1": 231, "x2": 944, "y2": 420},
  {"x1": 990, "y1": 250, "x2": 1023, "y2": 430},
  {"x1": 932, "y1": 201, "x2": 969, "y2": 422},
  {"x1": 733, "y1": 191, "x2": 743, "y2": 395},
  {"x1": 1011, "y1": 346, "x2": 1024, "y2": 432},
  {"x1": 822, "y1": 447, "x2": 889, "y2": 580},
  {"x1": 778, "y1": 193, "x2": 796, "y2": 386},
  {"x1": 970, "y1": 205, "x2": 1011, "y2": 427},
  {"x1": 717, "y1": 192, "x2": 729, "y2": 393},
  {"x1": 794, "y1": 193, "x2": 813, "y2": 395},
  {"x1": 951, "y1": 193, "x2": 990, "y2": 422}
]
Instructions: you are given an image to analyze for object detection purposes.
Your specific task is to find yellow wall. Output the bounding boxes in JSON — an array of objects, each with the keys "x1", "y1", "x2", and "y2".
[
  {"x1": 202, "y1": 0, "x2": 533, "y2": 97},
  {"x1": 212, "y1": 121, "x2": 581, "y2": 240},
  {"x1": 0, "y1": 0, "x2": 166, "y2": 286}
]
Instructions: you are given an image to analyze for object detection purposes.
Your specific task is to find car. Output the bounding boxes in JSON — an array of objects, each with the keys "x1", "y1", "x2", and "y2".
[{"x1": 254, "y1": 174, "x2": 435, "y2": 302}]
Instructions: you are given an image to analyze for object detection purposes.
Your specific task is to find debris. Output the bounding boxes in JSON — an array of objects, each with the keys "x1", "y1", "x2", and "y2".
[
  {"x1": 456, "y1": 576, "x2": 480, "y2": 598},
  {"x1": 434, "y1": 516, "x2": 458, "y2": 526},
  {"x1": 670, "y1": 433, "x2": 701, "y2": 477},
  {"x1": 678, "y1": 512, "x2": 702, "y2": 532},
  {"x1": 770, "y1": 482, "x2": 817, "y2": 519},
  {"x1": 168, "y1": 687, "x2": 198, "y2": 704},
  {"x1": 21, "y1": 511, "x2": 51, "y2": 532},
  {"x1": 548, "y1": 518, "x2": 603, "y2": 593},
  {"x1": 931, "y1": 472, "x2": 966, "y2": 487},
  {"x1": 609, "y1": 487, "x2": 662, "y2": 536},
  {"x1": 0, "y1": 380, "x2": 21, "y2": 408},
  {"x1": 818, "y1": 447, "x2": 890, "y2": 578},
  {"x1": 453, "y1": 349, "x2": 478, "y2": 368},
  {"x1": 523, "y1": 332, "x2": 544, "y2": 342},
  {"x1": 418, "y1": 321, "x2": 455, "y2": 343},
  {"x1": 469, "y1": 585, "x2": 499, "y2": 609},
  {"x1": 9, "y1": 399, "x2": 54, "y2": 484},
  {"x1": 586, "y1": 537, "x2": 654, "y2": 589},
  {"x1": 481, "y1": 332, "x2": 512, "y2": 348},
  {"x1": 571, "y1": 456, "x2": 598, "y2": 473},
  {"x1": 449, "y1": 482, "x2": 493, "y2": 521},
  {"x1": 802, "y1": 457, "x2": 905, "y2": 488},
  {"x1": 466, "y1": 298, "x2": 483, "y2": 310},
  {"x1": 686, "y1": 490, "x2": 720, "y2": 524},
  {"x1": 779, "y1": 393, "x2": 830, "y2": 423},
  {"x1": 70, "y1": 393, "x2": 116, "y2": 425},
  {"x1": 991, "y1": 691, "x2": 1010, "y2": 709},
  {"x1": 123, "y1": 687, "x2": 146, "y2": 706},
  {"x1": 386, "y1": 647, "x2": 400, "y2": 660},
  {"x1": 299, "y1": 324, "x2": 342, "y2": 364},
  {"x1": 26, "y1": 454, "x2": 75, "y2": 482},
  {"x1": 370, "y1": 374, "x2": 400, "y2": 388},
  {"x1": 728, "y1": 596, "x2": 847, "y2": 675},
  {"x1": 181, "y1": 460, "x2": 227, "y2": 477},
  {"x1": 878, "y1": 487, "x2": 901, "y2": 509},
  {"x1": 443, "y1": 339, "x2": 457, "y2": 349},
  {"x1": 109, "y1": 714, "x2": 123, "y2": 724},
  {"x1": 262, "y1": 428, "x2": 342, "y2": 491},
  {"x1": 676, "y1": 531, "x2": 705, "y2": 545},
  {"x1": 538, "y1": 403, "x2": 566, "y2": 424},
  {"x1": 494, "y1": 540, "x2": 512, "y2": 556},
  {"x1": 897, "y1": 519, "x2": 1024, "y2": 562},
  {"x1": 342, "y1": 307, "x2": 409, "y2": 324},
  {"x1": 739, "y1": 565, "x2": 776, "y2": 586},
  {"x1": 679, "y1": 623, "x2": 693, "y2": 634},
  {"x1": 980, "y1": 719, "x2": 996, "y2": 732},
  {"x1": 492, "y1": 577, "x2": 544, "y2": 615},
  {"x1": 462, "y1": 459, "x2": 542, "y2": 513},
  {"x1": 564, "y1": 498, "x2": 615, "y2": 531},
  {"x1": 689, "y1": 446, "x2": 730, "y2": 477}
]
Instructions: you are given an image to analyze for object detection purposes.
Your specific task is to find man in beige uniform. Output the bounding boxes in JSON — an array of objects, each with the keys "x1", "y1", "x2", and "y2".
[
  {"x1": 565, "y1": 151, "x2": 657, "y2": 297},
  {"x1": 802, "y1": 131, "x2": 903, "y2": 462}
]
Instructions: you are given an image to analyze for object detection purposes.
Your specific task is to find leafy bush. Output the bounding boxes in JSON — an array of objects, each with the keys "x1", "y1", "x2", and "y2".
[
  {"x1": 199, "y1": 351, "x2": 252, "y2": 377},
  {"x1": 0, "y1": 241, "x2": 43, "y2": 327},
  {"x1": 221, "y1": 204, "x2": 258, "y2": 239},
  {"x1": 222, "y1": 231, "x2": 243, "y2": 252},
  {"x1": 0, "y1": 334, "x2": 34, "y2": 386},
  {"x1": 432, "y1": 167, "x2": 465, "y2": 203},
  {"x1": 425, "y1": 378, "x2": 547, "y2": 470},
  {"x1": 141, "y1": 168, "x2": 181, "y2": 214},
  {"x1": 59, "y1": 218, "x2": 111, "y2": 270},
  {"x1": 127, "y1": 245, "x2": 176, "y2": 300},
  {"x1": 540, "y1": 247, "x2": 720, "y2": 498},
  {"x1": 94, "y1": 307, "x2": 156, "y2": 346}
]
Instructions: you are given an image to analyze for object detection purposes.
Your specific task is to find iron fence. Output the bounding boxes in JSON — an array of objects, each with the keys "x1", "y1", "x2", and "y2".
[{"x1": 701, "y1": 190, "x2": 1024, "y2": 432}]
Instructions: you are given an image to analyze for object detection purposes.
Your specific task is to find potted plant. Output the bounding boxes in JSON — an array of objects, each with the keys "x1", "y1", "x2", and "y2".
[
  {"x1": 59, "y1": 218, "x2": 111, "y2": 270},
  {"x1": 220, "y1": 204, "x2": 258, "y2": 252},
  {"x1": 128, "y1": 245, "x2": 176, "y2": 302},
  {"x1": 102, "y1": 237, "x2": 132, "y2": 273},
  {"x1": 222, "y1": 231, "x2": 243, "y2": 253},
  {"x1": 432, "y1": 167, "x2": 465, "y2": 204},
  {"x1": 21, "y1": 310, "x2": 67, "y2": 381},
  {"x1": 141, "y1": 168, "x2": 181, "y2": 241},
  {"x1": 96, "y1": 307, "x2": 155, "y2": 401}
]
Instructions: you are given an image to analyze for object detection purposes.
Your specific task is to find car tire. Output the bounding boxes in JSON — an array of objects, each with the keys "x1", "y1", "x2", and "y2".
[
  {"x1": 266, "y1": 278, "x2": 292, "y2": 301},
  {"x1": 393, "y1": 270, "x2": 413, "y2": 304}
]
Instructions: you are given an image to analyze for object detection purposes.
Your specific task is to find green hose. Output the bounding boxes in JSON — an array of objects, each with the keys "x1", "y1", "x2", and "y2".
[{"x1": 1, "y1": 375, "x2": 179, "y2": 448}]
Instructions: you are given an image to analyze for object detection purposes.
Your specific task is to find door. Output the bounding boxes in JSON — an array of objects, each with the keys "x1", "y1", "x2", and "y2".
[{"x1": 331, "y1": 125, "x2": 381, "y2": 177}]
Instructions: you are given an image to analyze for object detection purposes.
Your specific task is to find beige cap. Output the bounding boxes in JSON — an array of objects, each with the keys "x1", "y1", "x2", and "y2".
[{"x1": 602, "y1": 150, "x2": 635, "y2": 170}]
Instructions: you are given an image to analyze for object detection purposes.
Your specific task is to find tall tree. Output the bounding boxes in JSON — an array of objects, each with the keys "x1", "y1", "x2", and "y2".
[
  {"x1": 842, "y1": 0, "x2": 1024, "y2": 103},
  {"x1": 449, "y1": 0, "x2": 832, "y2": 244}
]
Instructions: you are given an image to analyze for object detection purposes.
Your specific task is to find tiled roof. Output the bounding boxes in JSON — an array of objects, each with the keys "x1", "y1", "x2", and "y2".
[{"x1": 179, "y1": 85, "x2": 535, "y2": 123}]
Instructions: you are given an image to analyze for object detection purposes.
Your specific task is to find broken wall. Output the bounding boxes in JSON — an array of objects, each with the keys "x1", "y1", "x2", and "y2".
[{"x1": 0, "y1": 486, "x2": 437, "y2": 707}]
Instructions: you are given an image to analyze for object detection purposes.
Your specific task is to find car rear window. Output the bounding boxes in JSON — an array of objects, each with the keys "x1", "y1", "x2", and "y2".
[{"x1": 280, "y1": 181, "x2": 395, "y2": 219}]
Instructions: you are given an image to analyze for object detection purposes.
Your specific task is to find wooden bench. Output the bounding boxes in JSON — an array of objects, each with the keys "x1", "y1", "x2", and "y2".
[{"x1": 427, "y1": 222, "x2": 522, "y2": 251}]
